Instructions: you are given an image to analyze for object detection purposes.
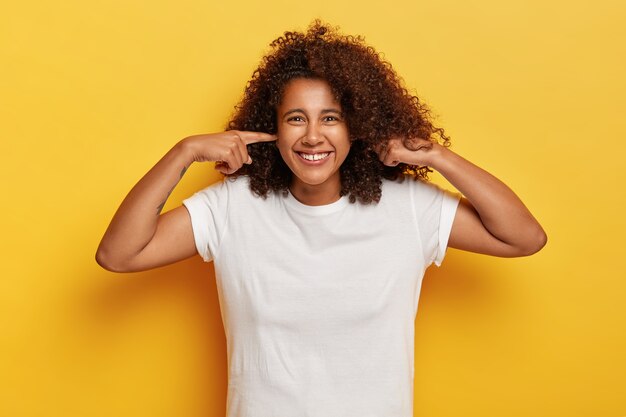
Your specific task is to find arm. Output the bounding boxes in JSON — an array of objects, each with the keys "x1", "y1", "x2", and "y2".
[
  {"x1": 95, "y1": 131, "x2": 276, "y2": 272},
  {"x1": 377, "y1": 138, "x2": 547, "y2": 257}
]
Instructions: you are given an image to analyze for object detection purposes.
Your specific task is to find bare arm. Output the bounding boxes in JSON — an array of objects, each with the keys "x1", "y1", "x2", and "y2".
[
  {"x1": 95, "y1": 131, "x2": 277, "y2": 272},
  {"x1": 377, "y1": 138, "x2": 547, "y2": 257}
]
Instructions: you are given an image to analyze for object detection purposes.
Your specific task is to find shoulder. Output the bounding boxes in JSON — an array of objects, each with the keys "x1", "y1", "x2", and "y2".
[
  {"x1": 223, "y1": 175, "x2": 252, "y2": 192},
  {"x1": 192, "y1": 175, "x2": 251, "y2": 196},
  {"x1": 380, "y1": 176, "x2": 460, "y2": 214},
  {"x1": 184, "y1": 176, "x2": 255, "y2": 211},
  {"x1": 381, "y1": 175, "x2": 442, "y2": 197}
]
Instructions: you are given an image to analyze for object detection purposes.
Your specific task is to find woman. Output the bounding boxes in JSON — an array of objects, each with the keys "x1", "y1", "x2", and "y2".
[{"x1": 96, "y1": 21, "x2": 546, "y2": 417}]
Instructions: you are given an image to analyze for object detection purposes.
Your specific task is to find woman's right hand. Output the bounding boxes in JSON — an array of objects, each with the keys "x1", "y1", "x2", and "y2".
[
  {"x1": 182, "y1": 130, "x2": 277, "y2": 175},
  {"x1": 96, "y1": 130, "x2": 276, "y2": 272}
]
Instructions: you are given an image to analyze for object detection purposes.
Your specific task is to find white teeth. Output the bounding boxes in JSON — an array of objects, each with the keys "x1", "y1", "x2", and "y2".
[{"x1": 300, "y1": 152, "x2": 330, "y2": 161}]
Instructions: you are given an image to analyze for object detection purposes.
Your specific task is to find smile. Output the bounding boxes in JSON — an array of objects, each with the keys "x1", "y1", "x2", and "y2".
[{"x1": 297, "y1": 152, "x2": 331, "y2": 161}]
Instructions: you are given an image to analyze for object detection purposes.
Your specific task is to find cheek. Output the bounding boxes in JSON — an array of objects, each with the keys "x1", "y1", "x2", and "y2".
[
  {"x1": 336, "y1": 131, "x2": 352, "y2": 158},
  {"x1": 276, "y1": 127, "x2": 299, "y2": 154},
  {"x1": 337, "y1": 147, "x2": 351, "y2": 165},
  {"x1": 276, "y1": 142, "x2": 288, "y2": 159},
  {"x1": 275, "y1": 137, "x2": 293, "y2": 162}
]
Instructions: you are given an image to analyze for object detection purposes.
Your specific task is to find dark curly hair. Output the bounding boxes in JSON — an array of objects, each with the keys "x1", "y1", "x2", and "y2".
[{"x1": 226, "y1": 20, "x2": 450, "y2": 204}]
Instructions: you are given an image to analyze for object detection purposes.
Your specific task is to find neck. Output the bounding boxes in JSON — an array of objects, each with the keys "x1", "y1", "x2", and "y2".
[{"x1": 289, "y1": 177, "x2": 342, "y2": 206}]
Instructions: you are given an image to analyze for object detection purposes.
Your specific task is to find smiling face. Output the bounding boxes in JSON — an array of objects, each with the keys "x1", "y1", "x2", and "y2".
[{"x1": 276, "y1": 78, "x2": 351, "y2": 205}]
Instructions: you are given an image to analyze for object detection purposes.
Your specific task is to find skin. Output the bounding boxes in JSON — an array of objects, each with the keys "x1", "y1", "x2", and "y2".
[
  {"x1": 276, "y1": 78, "x2": 351, "y2": 206},
  {"x1": 95, "y1": 130, "x2": 277, "y2": 272},
  {"x1": 96, "y1": 77, "x2": 546, "y2": 272},
  {"x1": 377, "y1": 137, "x2": 547, "y2": 257}
]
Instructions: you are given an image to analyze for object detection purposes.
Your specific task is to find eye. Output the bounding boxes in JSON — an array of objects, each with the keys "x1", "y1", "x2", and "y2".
[
  {"x1": 323, "y1": 115, "x2": 341, "y2": 123},
  {"x1": 287, "y1": 115, "x2": 305, "y2": 123}
]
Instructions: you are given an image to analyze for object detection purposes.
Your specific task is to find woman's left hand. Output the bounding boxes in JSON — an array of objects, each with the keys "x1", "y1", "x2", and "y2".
[
  {"x1": 375, "y1": 137, "x2": 439, "y2": 167},
  {"x1": 375, "y1": 136, "x2": 547, "y2": 258}
]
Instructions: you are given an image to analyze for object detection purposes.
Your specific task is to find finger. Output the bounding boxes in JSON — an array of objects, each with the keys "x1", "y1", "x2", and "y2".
[
  {"x1": 233, "y1": 135, "x2": 252, "y2": 165},
  {"x1": 215, "y1": 161, "x2": 231, "y2": 175},
  {"x1": 234, "y1": 131, "x2": 278, "y2": 145},
  {"x1": 374, "y1": 142, "x2": 388, "y2": 162},
  {"x1": 220, "y1": 143, "x2": 244, "y2": 172},
  {"x1": 383, "y1": 151, "x2": 400, "y2": 166},
  {"x1": 403, "y1": 137, "x2": 433, "y2": 152},
  {"x1": 402, "y1": 137, "x2": 418, "y2": 151},
  {"x1": 379, "y1": 147, "x2": 389, "y2": 163},
  {"x1": 217, "y1": 157, "x2": 241, "y2": 174},
  {"x1": 372, "y1": 142, "x2": 385, "y2": 157},
  {"x1": 382, "y1": 139, "x2": 401, "y2": 166}
]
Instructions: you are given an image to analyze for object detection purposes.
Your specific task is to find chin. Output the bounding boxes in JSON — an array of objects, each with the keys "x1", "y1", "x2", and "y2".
[{"x1": 294, "y1": 175, "x2": 331, "y2": 186}]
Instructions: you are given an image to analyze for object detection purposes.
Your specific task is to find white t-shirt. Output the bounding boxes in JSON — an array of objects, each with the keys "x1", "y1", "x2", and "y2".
[{"x1": 183, "y1": 175, "x2": 460, "y2": 417}]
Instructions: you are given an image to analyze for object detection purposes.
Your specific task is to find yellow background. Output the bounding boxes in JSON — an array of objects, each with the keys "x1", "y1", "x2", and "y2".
[{"x1": 1, "y1": 0, "x2": 625, "y2": 416}]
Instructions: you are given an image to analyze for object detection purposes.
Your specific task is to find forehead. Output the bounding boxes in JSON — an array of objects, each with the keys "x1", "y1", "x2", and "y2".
[{"x1": 279, "y1": 78, "x2": 341, "y2": 109}]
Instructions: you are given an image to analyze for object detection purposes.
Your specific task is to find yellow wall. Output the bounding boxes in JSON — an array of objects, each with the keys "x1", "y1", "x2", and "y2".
[{"x1": 1, "y1": 0, "x2": 624, "y2": 416}]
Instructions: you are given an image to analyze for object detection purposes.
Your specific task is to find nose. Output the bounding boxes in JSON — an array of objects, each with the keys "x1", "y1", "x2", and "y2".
[{"x1": 302, "y1": 123, "x2": 324, "y2": 146}]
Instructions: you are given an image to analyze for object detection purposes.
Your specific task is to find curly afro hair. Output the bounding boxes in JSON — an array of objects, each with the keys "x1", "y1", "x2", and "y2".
[{"x1": 226, "y1": 20, "x2": 450, "y2": 204}]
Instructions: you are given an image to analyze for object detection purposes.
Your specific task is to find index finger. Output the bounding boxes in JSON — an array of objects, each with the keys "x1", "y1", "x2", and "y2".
[{"x1": 234, "y1": 131, "x2": 278, "y2": 145}]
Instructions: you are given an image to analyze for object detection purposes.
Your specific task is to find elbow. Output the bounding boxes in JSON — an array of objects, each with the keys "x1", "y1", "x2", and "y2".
[
  {"x1": 95, "y1": 246, "x2": 133, "y2": 273},
  {"x1": 518, "y1": 227, "x2": 548, "y2": 256}
]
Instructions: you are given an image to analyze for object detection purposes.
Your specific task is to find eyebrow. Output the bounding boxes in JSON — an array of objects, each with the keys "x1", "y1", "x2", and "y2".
[{"x1": 282, "y1": 108, "x2": 343, "y2": 118}]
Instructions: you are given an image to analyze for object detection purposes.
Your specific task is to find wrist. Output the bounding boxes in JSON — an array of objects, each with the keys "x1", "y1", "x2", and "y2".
[
  {"x1": 175, "y1": 136, "x2": 200, "y2": 165},
  {"x1": 423, "y1": 142, "x2": 449, "y2": 169}
]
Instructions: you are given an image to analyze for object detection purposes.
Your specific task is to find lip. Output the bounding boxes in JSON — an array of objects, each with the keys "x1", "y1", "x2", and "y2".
[{"x1": 294, "y1": 151, "x2": 334, "y2": 165}]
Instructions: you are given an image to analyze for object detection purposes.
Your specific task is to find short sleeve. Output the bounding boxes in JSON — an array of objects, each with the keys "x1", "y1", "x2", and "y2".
[
  {"x1": 410, "y1": 180, "x2": 461, "y2": 267},
  {"x1": 182, "y1": 180, "x2": 231, "y2": 262}
]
